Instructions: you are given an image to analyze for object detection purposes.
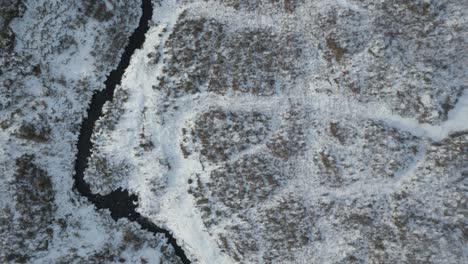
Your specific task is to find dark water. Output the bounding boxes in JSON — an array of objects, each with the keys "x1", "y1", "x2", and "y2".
[{"x1": 73, "y1": 1, "x2": 190, "y2": 263}]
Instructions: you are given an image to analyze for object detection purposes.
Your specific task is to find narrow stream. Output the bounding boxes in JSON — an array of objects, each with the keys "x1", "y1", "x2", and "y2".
[{"x1": 73, "y1": 1, "x2": 190, "y2": 263}]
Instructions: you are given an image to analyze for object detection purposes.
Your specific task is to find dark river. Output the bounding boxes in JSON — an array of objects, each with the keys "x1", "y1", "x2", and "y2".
[{"x1": 73, "y1": 1, "x2": 190, "y2": 263}]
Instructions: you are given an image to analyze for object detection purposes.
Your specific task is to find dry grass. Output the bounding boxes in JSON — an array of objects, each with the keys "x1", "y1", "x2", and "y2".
[{"x1": 326, "y1": 37, "x2": 345, "y2": 63}]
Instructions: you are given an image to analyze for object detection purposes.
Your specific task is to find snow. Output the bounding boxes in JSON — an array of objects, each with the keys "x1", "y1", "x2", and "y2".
[
  {"x1": 98, "y1": 1, "x2": 233, "y2": 262},
  {"x1": 335, "y1": 0, "x2": 364, "y2": 12},
  {"x1": 2, "y1": 0, "x2": 465, "y2": 263},
  {"x1": 444, "y1": 89, "x2": 468, "y2": 134},
  {"x1": 83, "y1": 1, "x2": 467, "y2": 262},
  {"x1": 383, "y1": 89, "x2": 468, "y2": 141},
  {"x1": 1, "y1": 0, "x2": 180, "y2": 262}
]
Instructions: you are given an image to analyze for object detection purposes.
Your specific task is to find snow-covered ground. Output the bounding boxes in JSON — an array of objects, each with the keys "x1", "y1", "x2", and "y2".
[
  {"x1": 0, "y1": 0, "x2": 182, "y2": 262},
  {"x1": 1, "y1": 0, "x2": 467, "y2": 263},
  {"x1": 86, "y1": 0, "x2": 468, "y2": 263}
]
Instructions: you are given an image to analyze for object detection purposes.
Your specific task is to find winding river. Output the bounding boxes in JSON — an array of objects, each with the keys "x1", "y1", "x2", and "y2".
[{"x1": 73, "y1": 1, "x2": 190, "y2": 263}]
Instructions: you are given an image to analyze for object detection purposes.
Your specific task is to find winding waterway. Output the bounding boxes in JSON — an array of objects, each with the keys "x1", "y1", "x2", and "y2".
[{"x1": 73, "y1": 1, "x2": 190, "y2": 263}]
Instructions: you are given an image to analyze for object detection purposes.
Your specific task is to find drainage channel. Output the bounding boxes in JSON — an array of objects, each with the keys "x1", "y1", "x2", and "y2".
[{"x1": 73, "y1": 1, "x2": 190, "y2": 263}]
